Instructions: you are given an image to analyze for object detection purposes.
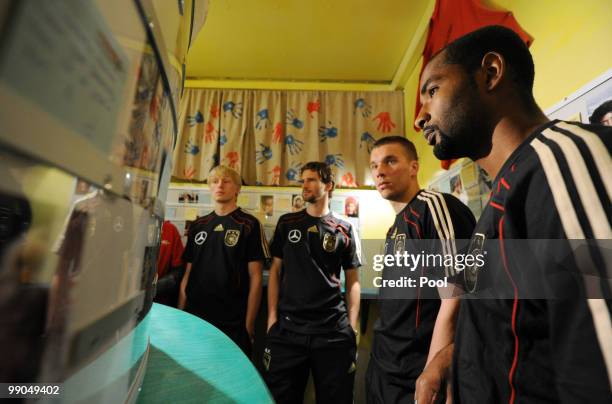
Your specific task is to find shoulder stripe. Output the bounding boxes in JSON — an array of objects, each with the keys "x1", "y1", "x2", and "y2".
[
  {"x1": 417, "y1": 191, "x2": 456, "y2": 277},
  {"x1": 530, "y1": 137, "x2": 586, "y2": 238},
  {"x1": 541, "y1": 128, "x2": 610, "y2": 239},
  {"x1": 423, "y1": 190, "x2": 457, "y2": 248},
  {"x1": 555, "y1": 122, "x2": 612, "y2": 199}
]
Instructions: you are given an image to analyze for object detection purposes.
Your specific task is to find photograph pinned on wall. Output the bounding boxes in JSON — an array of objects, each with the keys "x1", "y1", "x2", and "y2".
[
  {"x1": 344, "y1": 196, "x2": 359, "y2": 218},
  {"x1": 178, "y1": 191, "x2": 198, "y2": 203},
  {"x1": 587, "y1": 98, "x2": 612, "y2": 126},
  {"x1": 291, "y1": 194, "x2": 305, "y2": 212},
  {"x1": 450, "y1": 175, "x2": 468, "y2": 205},
  {"x1": 260, "y1": 195, "x2": 274, "y2": 219}
]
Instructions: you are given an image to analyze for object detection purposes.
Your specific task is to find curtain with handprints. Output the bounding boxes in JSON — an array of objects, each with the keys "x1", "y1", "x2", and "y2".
[{"x1": 173, "y1": 89, "x2": 404, "y2": 187}]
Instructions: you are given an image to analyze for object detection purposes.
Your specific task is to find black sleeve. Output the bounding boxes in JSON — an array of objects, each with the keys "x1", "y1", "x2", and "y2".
[
  {"x1": 510, "y1": 160, "x2": 612, "y2": 401},
  {"x1": 182, "y1": 225, "x2": 196, "y2": 263},
  {"x1": 246, "y1": 219, "x2": 270, "y2": 262},
  {"x1": 341, "y1": 224, "x2": 361, "y2": 270},
  {"x1": 269, "y1": 220, "x2": 285, "y2": 259}
]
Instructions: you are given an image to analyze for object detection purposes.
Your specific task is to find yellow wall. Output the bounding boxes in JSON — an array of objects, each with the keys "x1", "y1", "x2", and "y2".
[
  {"x1": 491, "y1": 0, "x2": 612, "y2": 109},
  {"x1": 403, "y1": 0, "x2": 612, "y2": 185},
  {"x1": 402, "y1": 57, "x2": 447, "y2": 186}
]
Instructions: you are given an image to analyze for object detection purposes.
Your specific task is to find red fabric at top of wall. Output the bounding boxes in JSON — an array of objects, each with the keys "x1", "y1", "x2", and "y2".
[{"x1": 415, "y1": 0, "x2": 533, "y2": 169}]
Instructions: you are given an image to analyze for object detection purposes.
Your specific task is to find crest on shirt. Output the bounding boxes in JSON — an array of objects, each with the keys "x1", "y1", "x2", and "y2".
[
  {"x1": 464, "y1": 233, "x2": 486, "y2": 293},
  {"x1": 322, "y1": 232, "x2": 337, "y2": 252},
  {"x1": 394, "y1": 233, "x2": 406, "y2": 254},
  {"x1": 194, "y1": 231, "x2": 207, "y2": 245},
  {"x1": 224, "y1": 229, "x2": 240, "y2": 247}
]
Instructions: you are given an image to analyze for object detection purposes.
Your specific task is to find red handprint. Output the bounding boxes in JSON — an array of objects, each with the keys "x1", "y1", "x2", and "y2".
[
  {"x1": 307, "y1": 99, "x2": 320, "y2": 117},
  {"x1": 204, "y1": 122, "x2": 216, "y2": 143},
  {"x1": 373, "y1": 112, "x2": 396, "y2": 133},
  {"x1": 225, "y1": 151, "x2": 240, "y2": 169},
  {"x1": 272, "y1": 122, "x2": 283, "y2": 144}
]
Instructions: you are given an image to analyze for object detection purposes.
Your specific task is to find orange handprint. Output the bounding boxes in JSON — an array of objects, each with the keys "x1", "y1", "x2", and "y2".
[
  {"x1": 204, "y1": 122, "x2": 216, "y2": 143},
  {"x1": 225, "y1": 151, "x2": 240, "y2": 169},
  {"x1": 307, "y1": 99, "x2": 320, "y2": 117},
  {"x1": 272, "y1": 122, "x2": 283, "y2": 144},
  {"x1": 373, "y1": 112, "x2": 396, "y2": 133}
]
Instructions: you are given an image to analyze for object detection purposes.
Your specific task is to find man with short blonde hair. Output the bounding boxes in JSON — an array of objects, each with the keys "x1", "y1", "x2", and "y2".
[{"x1": 179, "y1": 165, "x2": 269, "y2": 357}]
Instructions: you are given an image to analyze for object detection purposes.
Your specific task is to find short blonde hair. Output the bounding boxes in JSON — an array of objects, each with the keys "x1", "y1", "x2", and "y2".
[{"x1": 208, "y1": 165, "x2": 242, "y2": 186}]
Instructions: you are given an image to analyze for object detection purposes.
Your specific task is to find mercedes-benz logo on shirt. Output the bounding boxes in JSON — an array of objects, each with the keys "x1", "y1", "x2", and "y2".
[
  {"x1": 195, "y1": 231, "x2": 208, "y2": 245},
  {"x1": 288, "y1": 229, "x2": 301, "y2": 243}
]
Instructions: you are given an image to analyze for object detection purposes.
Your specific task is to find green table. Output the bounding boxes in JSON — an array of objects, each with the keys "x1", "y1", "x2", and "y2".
[{"x1": 137, "y1": 303, "x2": 273, "y2": 404}]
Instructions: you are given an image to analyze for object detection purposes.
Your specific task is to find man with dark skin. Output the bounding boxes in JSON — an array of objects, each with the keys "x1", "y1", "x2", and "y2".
[{"x1": 413, "y1": 26, "x2": 611, "y2": 403}]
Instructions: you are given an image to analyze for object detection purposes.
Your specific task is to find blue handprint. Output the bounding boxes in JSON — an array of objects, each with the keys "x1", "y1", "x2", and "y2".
[
  {"x1": 285, "y1": 162, "x2": 303, "y2": 182},
  {"x1": 284, "y1": 134, "x2": 304, "y2": 155},
  {"x1": 354, "y1": 98, "x2": 372, "y2": 117},
  {"x1": 185, "y1": 139, "x2": 200, "y2": 155},
  {"x1": 325, "y1": 153, "x2": 344, "y2": 168},
  {"x1": 360, "y1": 132, "x2": 377, "y2": 153},
  {"x1": 219, "y1": 129, "x2": 228, "y2": 146},
  {"x1": 256, "y1": 108, "x2": 271, "y2": 130},
  {"x1": 223, "y1": 101, "x2": 243, "y2": 119},
  {"x1": 286, "y1": 109, "x2": 304, "y2": 129},
  {"x1": 187, "y1": 110, "x2": 204, "y2": 127},
  {"x1": 256, "y1": 143, "x2": 273, "y2": 164},
  {"x1": 319, "y1": 121, "x2": 338, "y2": 142}
]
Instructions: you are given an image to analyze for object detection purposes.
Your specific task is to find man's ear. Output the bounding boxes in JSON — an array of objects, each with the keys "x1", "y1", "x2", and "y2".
[
  {"x1": 410, "y1": 160, "x2": 419, "y2": 177},
  {"x1": 481, "y1": 52, "x2": 504, "y2": 91}
]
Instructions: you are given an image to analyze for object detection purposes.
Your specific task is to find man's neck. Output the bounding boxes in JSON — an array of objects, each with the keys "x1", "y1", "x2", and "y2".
[
  {"x1": 390, "y1": 182, "x2": 420, "y2": 214},
  {"x1": 477, "y1": 111, "x2": 549, "y2": 179},
  {"x1": 214, "y1": 201, "x2": 238, "y2": 216},
  {"x1": 306, "y1": 197, "x2": 330, "y2": 217}
]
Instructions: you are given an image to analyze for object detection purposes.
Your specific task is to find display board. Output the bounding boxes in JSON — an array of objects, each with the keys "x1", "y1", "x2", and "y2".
[
  {"x1": 166, "y1": 184, "x2": 365, "y2": 245},
  {"x1": 545, "y1": 69, "x2": 612, "y2": 123}
]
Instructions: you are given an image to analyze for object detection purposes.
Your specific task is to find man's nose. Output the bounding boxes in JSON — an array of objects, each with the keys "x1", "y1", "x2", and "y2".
[{"x1": 415, "y1": 108, "x2": 430, "y2": 130}]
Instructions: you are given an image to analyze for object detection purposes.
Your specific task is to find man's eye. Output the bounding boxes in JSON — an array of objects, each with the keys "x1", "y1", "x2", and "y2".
[{"x1": 428, "y1": 87, "x2": 438, "y2": 97}]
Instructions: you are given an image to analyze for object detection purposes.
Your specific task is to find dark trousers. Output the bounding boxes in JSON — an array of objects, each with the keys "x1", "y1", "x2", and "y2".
[
  {"x1": 365, "y1": 359, "x2": 414, "y2": 404},
  {"x1": 263, "y1": 323, "x2": 357, "y2": 404}
]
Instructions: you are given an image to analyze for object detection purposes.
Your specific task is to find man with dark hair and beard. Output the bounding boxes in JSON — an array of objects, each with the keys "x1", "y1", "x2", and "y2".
[
  {"x1": 264, "y1": 161, "x2": 361, "y2": 403},
  {"x1": 414, "y1": 25, "x2": 611, "y2": 403}
]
